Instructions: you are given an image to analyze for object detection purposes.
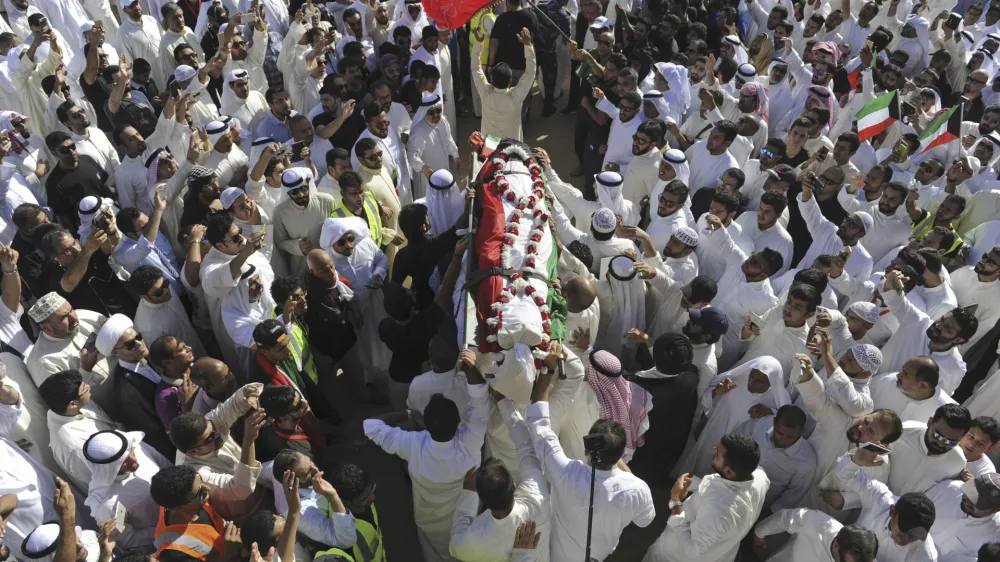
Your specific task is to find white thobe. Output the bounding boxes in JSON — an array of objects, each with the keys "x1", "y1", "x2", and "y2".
[
  {"x1": 916, "y1": 280, "x2": 958, "y2": 322},
  {"x1": 33, "y1": 0, "x2": 90, "y2": 52},
  {"x1": 962, "y1": 220, "x2": 1000, "y2": 267},
  {"x1": 350, "y1": 127, "x2": 409, "y2": 199},
  {"x1": 0, "y1": 170, "x2": 38, "y2": 245},
  {"x1": 46, "y1": 403, "x2": 117, "y2": 492},
  {"x1": 527, "y1": 401, "x2": 655, "y2": 562},
  {"x1": 872, "y1": 373, "x2": 957, "y2": 423},
  {"x1": 926, "y1": 479, "x2": 1000, "y2": 559},
  {"x1": 951, "y1": 266, "x2": 1000, "y2": 351},
  {"x1": 221, "y1": 36, "x2": 268, "y2": 95},
  {"x1": 733, "y1": 417, "x2": 817, "y2": 510},
  {"x1": 199, "y1": 248, "x2": 273, "y2": 371},
  {"x1": 407, "y1": 369, "x2": 469, "y2": 421},
  {"x1": 202, "y1": 146, "x2": 249, "y2": 189},
  {"x1": 72, "y1": 128, "x2": 120, "y2": 188},
  {"x1": 828, "y1": 271, "x2": 928, "y2": 347},
  {"x1": 410, "y1": 45, "x2": 456, "y2": 143},
  {"x1": 364, "y1": 383, "x2": 490, "y2": 562},
  {"x1": 273, "y1": 192, "x2": 335, "y2": 277},
  {"x1": 226, "y1": 91, "x2": 270, "y2": 139},
  {"x1": 797, "y1": 372, "x2": 865, "y2": 486},
  {"x1": 134, "y1": 293, "x2": 208, "y2": 358},
  {"x1": 117, "y1": 16, "x2": 165, "y2": 86},
  {"x1": 642, "y1": 469, "x2": 768, "y2": 562},
  {"x1": 643, "y1": 263, "x2": 690, "y2": 348},
  {"x1": 832, "y1": 455, "x2": 939, "y2": 562},
  {"x1": 407, "y1": 118, "x2": 458, "y2": 201},
  {"x1": 694, "y1": 216, "x2": 742, "y2": 281},
  {"x1": 623, "y1": 147, "x2": 661, "y2": 202},
  {"x1": 879, "y1": 286, "x2": 967, "y2": 395},
  {"x1": 11, "y1": 43, "x2": 63, "y2": 144},
  {"x1": 158, "y1": 28, "x2": 203, "y2": 92},
  {"x1": 114, "y1": 115, "x2": 182, "y2": 213},
  {"x1": 755, "y1": 508, "x2": 840, "y2": 562},
  {"x1": 699, "y1": 225, "x2": 779, "y2": 369},
  {"x1": 886, "y1": 421, "x2": 967, "y2": 495},
  {"x1": 967, "y1": 454, "x2": 996, "y2": 477},
  {"x1": 24, "y1": 310, "x2": 115, "y2": 407},
  {"x1": 329, "y1": 237, "x2": 390, "y2": 373},
  {"x1": 737, "y1": 303, "x2": 810, "y2": 383},
  {"x1": 683, "y1": 141, "x2": 739, "y2": 192},
  {"x1": 450, "y1": 400, "x2": 550, "y2": 562},
  {"x1": 838, "y1": 189, "x2": 913, "y2": 263},
  {"x1": 733, "y1": 212, "x2": 794, "y2": 277},
  {"x1": 599, "y1": 102, "x2": 641, "y2": 174},
  {"x1": 646, "y1": 211, "x2": 688, "y2": 253},
  {"x1": 795, "y1": 193, "x2": 874, "y2": 281}
]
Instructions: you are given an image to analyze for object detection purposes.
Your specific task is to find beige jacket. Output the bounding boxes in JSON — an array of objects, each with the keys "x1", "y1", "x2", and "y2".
[{"x1": 470, "y1": 41, "x2": 535, "y2": 142}]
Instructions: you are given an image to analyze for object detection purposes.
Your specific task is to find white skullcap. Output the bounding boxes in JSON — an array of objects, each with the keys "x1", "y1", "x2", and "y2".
[
  {"x1": 80, "y1": 21, "x2": 96, "y2": 33},
  {"x1": 673, "y1": 226, "x2": 699, "y2": 248},
  {"x1": 429, "y1": 169, "x2": 455, "y2": 191},
  {"x1": 596, "y1": 171, "x2": 624, "y2": 187},
  {"x1": 119, "y1": 0, "x2": 138, "y2": 9},
  {"x1": 663, "y1": 148, "x2": 686, "y2": 164},
  {"x1": 206, "y1": 120, "x2": 230, "y2": 144},
  {"x1": 851, "y1": 344, "x2": 882, "y2": 374},
  {"x1": 83, "y1": 430, "x2": 128, "y2": 464},
  {"x1": 855, "y1": 211, "x2": 875, "y2": 234},
  {"x1": 27, "y1": 292, "x2": 66, "y2": 323},
  {"x1": 848, "y1": 301, "x2": 880, "y2": 324},
  {"x1": 173, "y1": 65, "x2": 196, "y2": 83},
  {"x1": 591, "y1": 208, "x2": 617, "y2": 234},
  {"x1": 738, "y1": 63, "x2": 757, "y2": 77},
  {"x1": 220, "y1": 187, "x2": 244, "y2": 209},
  {"x1": 281, "y1": 167, "x2": 311, "y2": 191},
  {"x1": 589, "y1": 16, "x2": 610, "y2": 29},
  {"x1": 22, "y1": 523, "x2": 60, "y2": 559},
  {"x1": 96, "y1": 314, "x2": 134, "y2": 356}
]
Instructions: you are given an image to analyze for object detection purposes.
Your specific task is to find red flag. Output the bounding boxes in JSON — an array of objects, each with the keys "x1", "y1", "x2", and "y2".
[{"x1": 422, "y1": 0, "x2": 493, "y2": 30}]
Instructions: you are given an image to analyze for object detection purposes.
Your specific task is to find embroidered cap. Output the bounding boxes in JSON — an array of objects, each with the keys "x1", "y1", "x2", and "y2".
[
  {"x1": 850, "y1": 343, "x2": 882, "y2": 374},
  {"x1": 27, "y1": 292, "x2": 67, "y2": 323},
  {"x1": 847, "y1": 301, "x2": 880, "y2": 325},
  {"x1": 672, "y1": 226, "x2": 699, "y2": 248},
  {"x1": 220, "y1": 187, "x2": 245, "y2": 209},
  {"x1": 591, "y1": 207, "x2": 617, "y2": 234}
]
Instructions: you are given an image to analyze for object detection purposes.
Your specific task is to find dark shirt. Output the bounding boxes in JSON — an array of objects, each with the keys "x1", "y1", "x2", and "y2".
[
  {"x1": 80, "y1": 75, "x2": 114, "y2": 132},
  {"x1": 400, "y1": 81, "x2": 426, "y2": 118},
  {"x1": 952, "y1": 92, "x2": 985, "y2": 124},
  {"x1": 180, "y1": 190, "x2": 217, "y2": 228},
  {"x1": 378, "y1": 302, "x2": 444, "y2": 383},
  {"x1": 304, "y1": 273, "x2": 358, "y2": 361},
  {"x1": 779, "y1": 148, "x2": 810, "y2": 168},
  {"x1": 786, "y1": 184, "x2": 849, "y2": 267},
  {"x1": 40, "y1": 249, "x2": 138, "y2": 319},
  {"x1": 106, "y1": 90, "x2": 157, "y2": 138},
  {"x1": 534, "y1": 3, "x2": 571, "y2": 54},
  {"x1": 314, "y1": 110, "x2": 365, "y2": 151},
  {"x1": 391, "y1": 225, "x2": 459, "y2": 309},
  {"x1": 490, "y1": 10, "x2": 538, "y2": 70},
  {"x1": 45, "y1": 155, "x2": 112, "y2": 230},
  {"x1": 255, "y1": 421, "x2": 313, "y2": 463},
  {"x1": 111, "y1": 364, "x2": 176, "y2": 459},
  {"x1": 11, "y1": 231, "x2": 45, "y2": 299}
]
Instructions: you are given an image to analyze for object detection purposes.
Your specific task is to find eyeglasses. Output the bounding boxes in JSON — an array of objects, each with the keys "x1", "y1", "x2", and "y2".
[
  {"x1": 427, "y1": 108, "x2": 442, "y2": 116},
  {"x1": 231, "y1": 40, "x2": 246, "y2": 47},
  {"x1": 982, "y1": 253, "x2": 999, "y2": 266},
  {"x1": 186, "y1": 484, "x2": 210, "y2": 504},
  {"x1": 115, "y1": 332, "x2": 144, "y2": 351},
  {"x1": 57, "y1": 143, "x2": 77, "y2": 154},
  {"x1": 620, "y1": 103, "x2": 638, "y2": 112},
  {"x1": 335, "y1": 233, "x2": 356, "y2": 247},
  {"x1": 363, "y1": 150, "x2": 383, "y2": 160},
  {"x1": 195, "y1": 424, "x2": 219, "y2": 449},
  {"x1": 967, "y1": 76, "x2": 987, "y2": 85},
  {"x1": 598, "y1": 39, "x2": 613, "y2": 46},
  {"x1": 632, "y1": 134, "x2": 651, "y2": 145},
  {"x1": 931, "y1": 428, "x2": 960, "y2": 447}
]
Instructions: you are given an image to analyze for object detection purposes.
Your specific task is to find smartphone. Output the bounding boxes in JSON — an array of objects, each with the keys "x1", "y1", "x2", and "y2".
[
  {"x1": 113, "y1": 502, "x2": 126, "y2": 534},
  {"x1": 291, "y1": 141, "x2": 306, "y2": 162},
  {"x1": 243, "y1": 13, "x2": 257, "y2": 26},
  {"x1": 84, "y1": 332, "x2": 98, "y2": 354},
  {"x1": 859, "y1": 442, "x2": 890, "y2": 454},
  {"x1": 901, "y1": 101, "x2": 917, "y2": 116},
  {"x1": 946, "y1": 12, "x2": 961, "y2": 28},
  {"x1": 749, "y1": 312, "x2": 765, "y2": 328}
]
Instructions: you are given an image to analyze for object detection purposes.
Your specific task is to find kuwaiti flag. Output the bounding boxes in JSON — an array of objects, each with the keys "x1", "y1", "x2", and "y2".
[
  {"x1": 917, "y1": 104, "x2": 964, "y2": 155},
  {"x1": 857, "y1": 91, "x2": 900, "y2": 142}
]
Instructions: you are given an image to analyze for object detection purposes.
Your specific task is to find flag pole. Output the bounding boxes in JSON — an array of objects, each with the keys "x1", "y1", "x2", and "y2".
[{"x1": 522, "y1": 0, "x2": 573, "y2": 42}]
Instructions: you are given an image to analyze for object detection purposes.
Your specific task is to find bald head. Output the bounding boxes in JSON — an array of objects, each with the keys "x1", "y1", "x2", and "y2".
[
  {"x1": 306, "y1": 248, "x2": 338, "y2": 285},
  {"x1": 564, "y1": 275, "x2": 597, "y2": 313},
  {"x1": 189, "y1": 357, "x2": 234, "y2": 399}
]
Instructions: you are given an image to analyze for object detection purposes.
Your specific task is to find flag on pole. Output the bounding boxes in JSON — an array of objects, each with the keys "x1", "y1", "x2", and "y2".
[
  {"x1": 917, "y1": 105, "x2": 964, "y2": 155},
  {"x1": 856, "y1": 91, "x2": 900, "y2": 141},
  {"x1": 423, "y1": 0, "x2": 495, "y2": 30}
]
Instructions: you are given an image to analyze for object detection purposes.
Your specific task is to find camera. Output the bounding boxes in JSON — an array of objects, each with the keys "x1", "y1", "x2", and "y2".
[
  {"x1": 583, "y1": 433, "x2": 606, "y2": 454},
  {"x1": 92, "y1": 209, "x2": 110, "y2": 231}
]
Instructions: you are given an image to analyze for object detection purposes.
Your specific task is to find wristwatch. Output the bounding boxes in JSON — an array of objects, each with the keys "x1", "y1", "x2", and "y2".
[{"x1": 668, "y1": 500, "x2": 683, "y2": 510}]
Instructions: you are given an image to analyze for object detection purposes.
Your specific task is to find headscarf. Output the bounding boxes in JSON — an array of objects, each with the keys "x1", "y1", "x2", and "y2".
[
  {"x1": 221, "y1": 69, "x2": 250, "y2": 115},
  {"x1": 249, "y1": 136, "x2": 278, "y2": 168},
  {"x1": 0, "y1": 111, "x2": 30, "y2": 156},
  {"x1": 77, "y1": 195, "x2": 117, "y2": 241},
  {"x1": 144, "y1": 148, "x2": 170, "y2": 190},
  {"x1": 599, "y1": 255, "x2": 645, "y2": 359},
  {"x1": 595, "y1": 171, "x2": 634, "y2": 225},
  {"x1": 206, "y1": 120, "x2": 230, "y2": 147},
  {"x1": 649, "y1": 149, "x2": 690, "y2": 203},
  {"x1": 5, "y1": 44, "x2": 29, "y2": 80},
  {"x1": 813, "y1": 41, "x2": 841, "y2": 66},
  {"x1": 723, "y1": 35, "x2": 749, "y2": 65},
  {"x1": 411, "y1": 93, "x2": 443, "y2": 133},
  {"x1": 903, "y1": 15, "x2": 931, "y2": 73},
  {"x1": 221, "y1": 263, "x2": 275, "y2": 347},
  {"x1": 806, "y1": 85, "x2": 836, "y2": 129},
  {"x1": 320, "y1": 216, "x2": 371, "y2": 250},
  {"x1": 751, "y1": 33, "x2": 774, "y2": 75},
  {"x1": 424, "y1": 169, "x2": 465, "y2": 236},
  {"x1": 655, "y1": 62, "x2": 691, "y2": 119},
  {"x1": 970, "y1": 133, "x2": 1000, "y2": 172},
  {"x1": 586, "y1": 350, "x2": 646, "y2": 450},
  {"x1": 641, "y1": 90, "x2": 671, "y2": 122},
  {"x1": 96, "y1": 314, "x2": 134, "y2": 356},
  {"x1": 741, "y1": 82, "x2": 770, "y2": 123},
  {"x1": 83, "y1": 430, "x2": 144, "y2": 514}
]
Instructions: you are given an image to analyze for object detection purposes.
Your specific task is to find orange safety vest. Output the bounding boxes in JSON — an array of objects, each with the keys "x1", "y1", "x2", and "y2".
[{"x1": 154, "y1": 503, "x2": 226, "y2": 561}]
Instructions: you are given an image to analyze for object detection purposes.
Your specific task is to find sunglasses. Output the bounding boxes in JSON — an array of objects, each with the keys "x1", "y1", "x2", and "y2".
[
  {"x1": 632, "y1": 134, "x2": 651, "y2": 145},
  {"x1": 187, "y1": 485, "x2": 210, "y2": 504},
  {"x1": 335, "y1": 233, "x2": 356, "y2": 247},
  {"x1": 427, "y1": 108, "x2": 442, "y2": 116},
  {"x1": 116, "y1": 332, "x2": 144, "y2": 351},
  {"x1": 364, "y1": 150, "x2": 383, "y2": 160},
  {"x1": 57, "y1": 143, "x2": 77, "y2": 154},
  {"x1": 760, "y1": 148, "x2": 775, "y2": 158},
  {"x1": 982, "y1": 253, "x2": 1000, "y2": 266},
  {"x1": 931, "y1": 428, "x2": 960, "y2": 447},
  {"x1": 598, "y1": 39, "x2": 613, "y2": 46},
  {"x1": 620, "y1": 104, "x2": 638, "y2": 111}
]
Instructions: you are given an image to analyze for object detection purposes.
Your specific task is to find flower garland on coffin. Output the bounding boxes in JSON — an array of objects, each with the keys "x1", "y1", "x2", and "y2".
[{"x1": 473, "y1": 143, "x2": 560, "y2": 405}]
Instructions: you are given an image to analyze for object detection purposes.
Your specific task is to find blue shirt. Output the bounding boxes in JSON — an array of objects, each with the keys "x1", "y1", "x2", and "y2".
[{"x1": 255, "y1": 111, "x2": 297, "y2": 143}]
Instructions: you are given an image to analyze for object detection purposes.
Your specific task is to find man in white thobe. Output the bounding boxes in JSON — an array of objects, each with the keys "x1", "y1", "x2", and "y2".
[
  {"x1": 838, "y1": 180, "x2": 913, "y2": 263},
  {"x1": 597, "y1": 91, "x2": 642, "y2": 175},
  {"x1": 872, "y1": 356, "x2": 957, "y2": 423},
  {"x1": 407, "y1": 93, "x2": 458, "y2": 201},
  {"x1": 201, "y1": 120, "x2": 249, "y2": 188},
  {"x1": 409, "y1": 26, "x2": 456, "y2": 143},
  {"x1": 33, "y1": 0, "x2": 90, "y2": 52},
  {"x1": 549, "y1": 204, "x2": 633, "y2": 276},
  {"x1": 273, "y1": 168, "x2": 336, "y2": 277},
  {"x1": 642, "y1": 433, "x2": 766, "y2": 562},
  {"x1": 733, "y1": 407, "x2": 817, "y2": 512},
  {"x1": 831, "y1": 452, "x2": 940, "y2": 562},
  {"x1": 952, "y1": 249, "x2": 1000, "y2": 352},
  {"x1": 683, "y1": 123, "x2": 740, "y2": 193},
  {"x1": 925, "y1": 473, "x2": 1000, "y2": 559},
  {"x1": 364, "y1": 363, "x2": 489, "y2": 562},
  {"x1": 885, "y1": 405, "x2": 970, "y2": 495},
  {"x1": 877, "y1": 269, "x2": 977, "y2": 395},
  {"x1": 132, "y1": 268, "x2": 207, "y2": 358},
  {"x1": 450, "y1": 396, "x2": 550, "y2": 562},
  {"x1": 754, "y1": 511, "x2": 878, "y2": 562},
  {"x1": 795, "y1": 183, "x2": 875, "y2": 283},
  {"x1": 734, "y1": 191, "x2": 794, "y2": 278},
  {"x1": 116, "y1": 0, "x2": 165, "y2": 86},
  {"x1": 549, "y1": 170, "x2": 637, "y2": 229},
  {"x1": 623, "y1": 122, "x2": 663, "y2": 203}
]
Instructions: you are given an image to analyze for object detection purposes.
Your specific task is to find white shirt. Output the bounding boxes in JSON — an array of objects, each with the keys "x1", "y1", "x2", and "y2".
[
  {"x1": 734, "y1": 213, "x2": 794, "y2": 278},
  {"x1": 450, "y1": 400, "x2": 550, "y2": 562},
  {"x1": 600, "y1": 106, "x2": 642, "y2": 174},
  {"x1": 117, "y1": 15, "x2": 165, "y2": 85},
  {"x1": 879, "y1": 286, "x2": 967, "y2": 395},
  {"x1": 134, "y1": 293, "x2": 208, "y2": 359},
  {"x1": 694, "y1": 215, "x2": 742, "y2": 281},
  {"x1": 526, "y1": 401, "x2": 654, "y2": 562},
  {"x1": 966, "y1": 454, "x2": 996, "y2": 477},
  {"x1": 733, "y1": 416, "x2": 817, "y2": 510},
  {"x1": 364, "y1": 383, "x2": 490, "y2": 561},
  {"x1": 828, "y1": 271, "x2": 928, "y2": 347},
  {"x1": 684, "y1": 141, "x2": 739, "y2": 192},
  {"x1": 926, "y1": 479, "x2": 1000, "y2": 559},
  {"x1": 46, "y1": 403, "x2": 116, "y2": 492},
  {"x1": 887, "y1": 421, "x2": 967, "y2": 495},
  {"x1": 916, "y1": 280, "x2": 958, "y2": 322},
  {"x1": 951, "y1": 266, "x2": 1000, "y2": 351},
  {"x1": 406, "y1": 369, "x2": 469, "y2": 421},
  {"x1": 871, "y1": 373, "x2": 956, "y2": 424},
  {"x1": 795, "y1": 193, "x2": 874, "y2": 281},
  {"x1": 838, "y1": 189, "x2": 913, "y2": 263},
  {"x1": 644, "y1": 468, "x2": 768, "y2": 562},
  {"x1": 754, "y1": 508, "x2": 840, "y2": 562}
]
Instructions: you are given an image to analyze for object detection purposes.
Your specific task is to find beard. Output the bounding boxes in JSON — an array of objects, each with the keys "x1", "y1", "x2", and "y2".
[
  {"x1": 845, "y1": 425, "x2": 861, "y2": 443},
  {"x1": 926, "y1": 324, "x2": 951, "y2": 343}
]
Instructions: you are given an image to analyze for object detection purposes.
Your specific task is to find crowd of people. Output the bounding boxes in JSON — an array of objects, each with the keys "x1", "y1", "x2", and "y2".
[{"x1": 2, "y1": 0, "x2": 1000, "y2": 558}]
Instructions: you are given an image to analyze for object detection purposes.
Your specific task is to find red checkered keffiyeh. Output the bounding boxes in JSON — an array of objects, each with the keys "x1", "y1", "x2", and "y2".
[{"x1": 586, "y1": 350, "x2": 646, "y2": 450}]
